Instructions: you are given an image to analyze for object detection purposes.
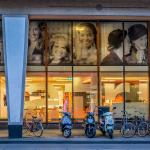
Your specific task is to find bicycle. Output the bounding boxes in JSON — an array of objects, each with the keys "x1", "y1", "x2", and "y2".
[
  {"x1": 23, "y1": 116, "x2": 44, "y2": 137},
  {"x1": 120, "y1": 110, "x2": 135, "y2": 138},
  {"x1": 132, "y1": 111, "x2": 149, "y2": 137}
]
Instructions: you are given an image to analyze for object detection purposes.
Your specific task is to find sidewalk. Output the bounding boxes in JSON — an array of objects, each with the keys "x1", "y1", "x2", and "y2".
[{"x1": 0, "y1": 129, "x2": 150, "y2": 144}]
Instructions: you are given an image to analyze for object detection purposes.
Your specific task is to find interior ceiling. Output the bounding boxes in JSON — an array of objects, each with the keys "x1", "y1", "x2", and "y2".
[{"x1": 0, "y1": 0, "x2": 150, "y2": 9}]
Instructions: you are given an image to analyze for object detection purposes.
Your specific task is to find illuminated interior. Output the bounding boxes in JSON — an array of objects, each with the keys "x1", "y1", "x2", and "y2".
[
  {"x1": 24, "y1": 72, "x2": 46, "y2": 122},
  {"x1": 100, "y1": 72, "x2": 123, "y2": 118},
  {"x1": 0, "y1": 70, "x2": 149, "y2": 122},
  {"x1": 48, "y1": 72, "x2": 72, "y2": 122},
  {"x1": 125, "y1": 72, "x2": 149, "y2": 119},
  {"x1": 0, "y1": 75, "x2": 7, "y2": 119},
  {"x1": 73, "y1": 72, "x2": 98, "y2": 122},
  {"x1": 100, "y1": 71, "x2": 149, "y2": 119}
]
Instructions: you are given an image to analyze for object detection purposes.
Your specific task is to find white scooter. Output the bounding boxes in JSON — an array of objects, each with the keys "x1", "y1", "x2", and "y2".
[{"x1": 98, "y1": 107, "x2": 114, "y2": 138}]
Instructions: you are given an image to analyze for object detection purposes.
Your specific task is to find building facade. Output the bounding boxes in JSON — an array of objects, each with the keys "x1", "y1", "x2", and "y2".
[{"x1": 0, "y1": 0, "x2": 150, "y2": 138}]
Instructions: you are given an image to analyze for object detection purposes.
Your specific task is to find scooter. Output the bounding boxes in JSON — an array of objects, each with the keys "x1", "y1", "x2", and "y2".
[
  {"x1": 60, "y1": 112, "x2": 72, "y2": 138},
  {"x1": 84, "y1": 112, "x2": 96, "y2": 138},
  {"x1": 98, "y1": 107, "x2": 114, "y2": 138}
]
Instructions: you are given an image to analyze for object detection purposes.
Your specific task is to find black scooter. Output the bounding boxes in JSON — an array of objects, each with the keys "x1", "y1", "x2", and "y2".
[
  {"x1": 60, "y1": 112, "x2": 72, "y2": 138},
  {"x1": 84, "y1": 112, "x2": 96, "y2": 138}
]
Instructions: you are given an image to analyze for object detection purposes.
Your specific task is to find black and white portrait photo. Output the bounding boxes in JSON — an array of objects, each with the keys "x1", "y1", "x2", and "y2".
[
  {"x1": 48, "y1": 21, "x2": 72, "y2": 65},
  {"x1": 28, "y1": 21, "x2": 44, "y2": 65},
  {"x1": 73, "y1": 22, "x2": 97, "y2": 65},
  {"x1": 100, "y1": 22, "x2": 129, "y2": 66},
  {"x1": 100, "y1": 22, "x2": 147, "y2": 66},
  {"x1": 0, "y1": 23, "x2": 3, "y2": 64},
  {"x1": 124, "y1": 23, "x2": 147, "y2": 65},
  {"x1": 101, "y1": 29, "x2": 128, "y2": 66}
]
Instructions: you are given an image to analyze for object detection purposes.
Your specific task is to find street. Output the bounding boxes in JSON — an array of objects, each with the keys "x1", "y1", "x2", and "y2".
[{"x1": 0, "y1": 144, "x2": 150, "y2": 150}]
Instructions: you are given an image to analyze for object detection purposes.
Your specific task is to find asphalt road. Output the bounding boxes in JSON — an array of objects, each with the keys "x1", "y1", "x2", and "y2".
[{"x1": 0, "y1": 144, "x2": 150, "y2": 150}]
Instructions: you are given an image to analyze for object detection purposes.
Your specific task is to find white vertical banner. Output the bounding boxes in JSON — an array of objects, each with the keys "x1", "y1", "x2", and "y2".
[{"x1": 3, "y1": 15, "x2": 28, "y2": 125}]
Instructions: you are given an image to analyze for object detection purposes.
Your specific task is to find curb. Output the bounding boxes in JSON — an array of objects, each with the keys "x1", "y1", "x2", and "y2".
[{"x1": 0, "y1": 138, "x2": 150, "y2": 144}]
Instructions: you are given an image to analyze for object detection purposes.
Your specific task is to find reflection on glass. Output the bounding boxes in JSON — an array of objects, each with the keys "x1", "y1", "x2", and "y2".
[
  {"x1": 0, "y1": 76, "x2": 7, "y2": 119},
  {"x1": 48, "y1": 72, "x2": 72, "y2": 122},
  {"x1": 100, "y1": 22, "x2": 124, "y2": 66},
  {"x1": 125, "y1": 72, "x2": 149, "y2": 119},
  {"x1": 73, "y1": 22, "x2": 97, "y2": 65},
  {"x1": 24, "y1": 73, "x2": 46, "y2": 122},
  {"x1": 73, "y1": 73, "x2": 98, "y2": 122},
  {"x1": 100, "y1": 72, "x2": 123, "y2": 118},
  {"x1": 124, "y1": 23, "x2": 147, "y2": 65}
]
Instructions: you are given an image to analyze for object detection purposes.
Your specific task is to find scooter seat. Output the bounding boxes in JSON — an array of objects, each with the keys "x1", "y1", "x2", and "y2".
[{"x1": 103, "y1": 112, "x2": 112, "y2": 116}]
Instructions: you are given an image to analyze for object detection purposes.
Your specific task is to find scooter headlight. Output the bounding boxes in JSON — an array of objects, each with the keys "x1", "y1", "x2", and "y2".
[
  {"x1": 87, "y1": 117, "x2": 94, "y2": 124},
  {"x1": 62, "y1": 116, "x2": 71, "y2": 124}
]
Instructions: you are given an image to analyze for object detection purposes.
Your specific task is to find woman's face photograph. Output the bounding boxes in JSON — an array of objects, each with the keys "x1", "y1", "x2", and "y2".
[
  {"x1": 132, "y1": 34, "x2": 147, "y2": 51},
  {"x1": 52, "y1": 39, "x2": 67, "y2": 59},
  {"x1": 78, "y1": 27, "x2": 94, "y2": 49},
  {"x1": 29, "y1": 23, "x2": 40, "y2": 42}
]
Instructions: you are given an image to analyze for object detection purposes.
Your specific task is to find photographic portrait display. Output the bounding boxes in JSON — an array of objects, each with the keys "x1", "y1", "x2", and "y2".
[
  {"x1": 0, "y1": 22, "x2": 3, "y2": 64},
  {"x1": 124, "y1": 22, "x2": 147, "y2": 65},
  {"x1": 73, "y1": 22, "x2": 97, "y2": 65},
  {"x1": 47, "y1": 21, "x2": 72, "y2": 65},
  {"x1": 100, "y1": 22, "x2": 125, "y2": 66},
  {"x1": 28, "y1": 21, "x2": 44, "y2": 65}
]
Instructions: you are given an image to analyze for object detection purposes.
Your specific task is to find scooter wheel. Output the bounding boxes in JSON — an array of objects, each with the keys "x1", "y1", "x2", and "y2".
[
  {"x1": 63, "y1": 129, "x2": 71, "y2": 138},
  {"x1": 108, "y1": 129, "x2": 113, "y2": 139},
  {"x1": 85, "y1": 128, "x2": 96, "y2": 138}
]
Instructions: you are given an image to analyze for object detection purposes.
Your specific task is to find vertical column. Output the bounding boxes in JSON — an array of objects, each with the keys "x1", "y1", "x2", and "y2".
[{"x1": 2, "y1": 15, "x2": 28, "y2": 138}]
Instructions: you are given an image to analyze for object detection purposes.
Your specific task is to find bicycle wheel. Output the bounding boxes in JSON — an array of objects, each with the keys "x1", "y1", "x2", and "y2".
[
  {"x1": 33, "y1": 122, "x2": 43, "y2": 137},
  {"x1": 138, "y1": 122, "x2": 149, "y2": 137},
  {"x1": 121, "y1": 122, "x2": 135, "y2": 138}
]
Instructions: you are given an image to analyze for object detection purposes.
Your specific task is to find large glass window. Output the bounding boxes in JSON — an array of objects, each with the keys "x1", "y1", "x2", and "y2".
[
  {"x1": 125, "y1": 68, "x2": 149, "y2": 119},
  {"x1": 0, "y1": 74, "x2": 7, "y2": 119},
  {"x1": 24, "y1": 20, "x2": 150, "y2": 124},
  {"x1": 73, "y1": 69, "x2": 98, "y2": 122},
  {"x1": 24, "y1": 72, "x2": 46, "y2": 122},
  {"x1": 100, "y1": 67, "x2": 123, "y2": 118},
  {"x1": 48, "y1": 72, "x2": 72, "y2": 122}
]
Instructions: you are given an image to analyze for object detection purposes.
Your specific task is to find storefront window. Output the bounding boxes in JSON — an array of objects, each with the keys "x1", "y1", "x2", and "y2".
[
  {"x1": 73, "y1": 71, "x2": 98, "y2": 122},
  {"x1": 24, "y1": 72, "x2": 46, "y2": 122},
  {"x1": 73, "y1": 22, "x2": 97, "y2": 65},
  {"x1": 125, "y1": 69, "x2": 149, "y2": 119},
  {"x1": 0, "y1": 75, "x2": 7, "y2": 119},
  {"x1": 24, "y1": 20, "x2": 150, "y2": 124},
  {"x1": 48, "y1": 72, "x2": 72, "y2": 122},
  {"x1": 100, "y1": 67, "x2": 123, "y2": 118}
]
